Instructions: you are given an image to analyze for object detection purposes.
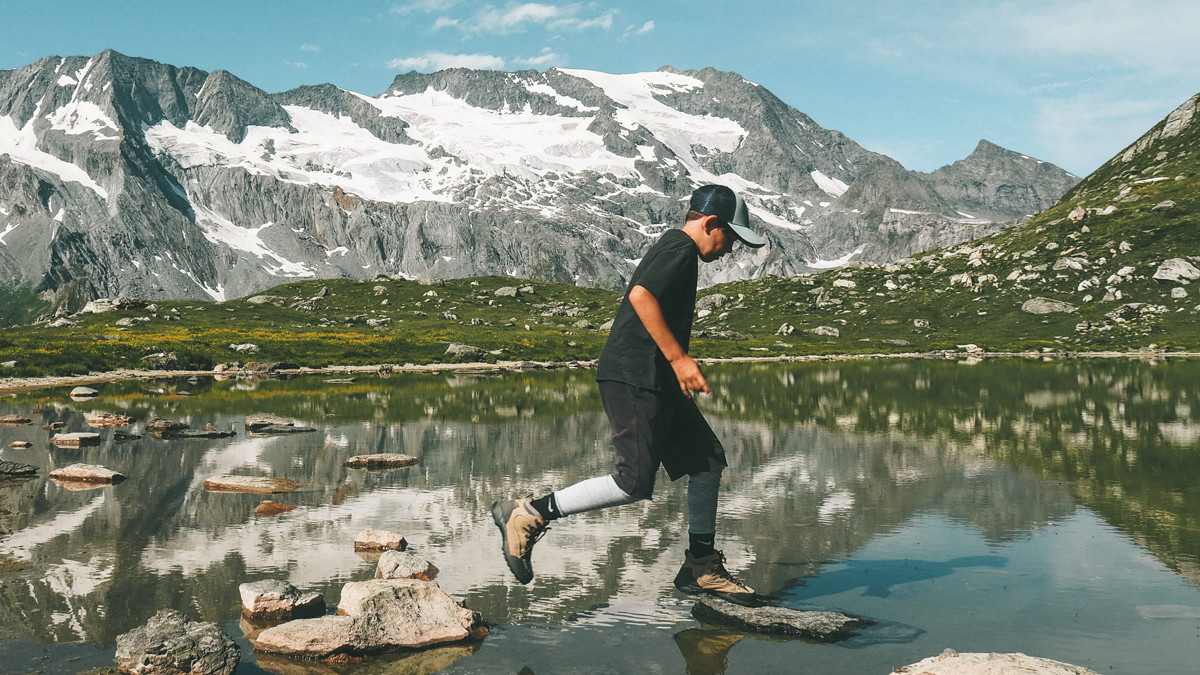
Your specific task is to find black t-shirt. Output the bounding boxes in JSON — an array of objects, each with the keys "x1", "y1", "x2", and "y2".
[{"x1": 596, "y1": 228, "x2": 699, "y2": 391}]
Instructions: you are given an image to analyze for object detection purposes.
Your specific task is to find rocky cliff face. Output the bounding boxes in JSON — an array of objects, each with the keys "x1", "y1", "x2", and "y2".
[{"x1": 0, "y1": 50, "x2": 1079, "y2": 306}]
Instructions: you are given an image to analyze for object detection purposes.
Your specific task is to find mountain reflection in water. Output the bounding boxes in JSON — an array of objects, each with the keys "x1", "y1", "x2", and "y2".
[{"x1": 0, "y1": 358, "x2": 1198, "y2": 674}]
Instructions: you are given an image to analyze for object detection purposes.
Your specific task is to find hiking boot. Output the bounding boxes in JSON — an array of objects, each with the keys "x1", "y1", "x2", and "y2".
[
  {"x1": 673, "y1": 549, "x2": 758, "y2": 606},
  {"x1": 491, "y1": 495, "x2": 548, "y2": 584}
]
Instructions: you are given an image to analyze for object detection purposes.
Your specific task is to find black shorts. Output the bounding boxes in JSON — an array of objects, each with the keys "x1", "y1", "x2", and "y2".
[{"x1": 598, "y1": 380, "x2": 727, "y2": 500}]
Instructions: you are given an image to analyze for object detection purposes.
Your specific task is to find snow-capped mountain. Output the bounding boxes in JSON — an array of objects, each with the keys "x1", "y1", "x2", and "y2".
[{"x1": 0, "y1": 50, "x2": 1078, "y2": 303}]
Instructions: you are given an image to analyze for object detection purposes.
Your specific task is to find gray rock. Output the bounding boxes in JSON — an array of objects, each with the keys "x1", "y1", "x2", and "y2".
[
  {"x1": 49, "y1": 318, "x2": 76, "y2": 327},
  {"x1": 696, "y1": 293, "x2": 728, "y2": 311},
  {"x1": 0, "y1": 460, "x2": 38, "y2": 476},
  {"x1": 445, "y1": 343, "x2": 487, "y2": 360},
  {"x1": 50, "y1": 432, "x2": 102, "y2": 447},
  {"x1": 0, "y1": 414, "x2": 31, "y2": 424},
  {"x1": 1152, "y1": 200, "x2": 1176, "y2": 210},
  {"x1": 1021, "y1": 297, "x2": 1078, "y2": 314},
  {"x1": 254, "y1": 579, "x2": 487, "y2": 658},
  {"x1": 0, "y1": 360, "x2": 15, "y2": 367},
  {"x1": 49, "y1": 463, "x2": 125, "y2": 484},
  {"x1": 115, "y1": 609, "x2": 239, "y2": 675},
  {"x1": 1153, "y1": 258, "x2": 1200, "y2": 283},
  {"x1": 519, "y1": 285, "x2": 537, "y2": 295},
  {"x1": 810, "y1": 325, "x2": 840, "y2": 337},
  {"x1": 691, "y1": 595, "x2": 868, "y2": 642},
  {"x1": 355, "y1": 529, "x2": 408, "y2": 551},
  {"x1": 146, "y1": 417, "x2": 190, "y2": 436},
  {"x1": 376, "y1": 550, "x2": 440, "y2": 582},
  {"x1": 245, "y1": 414, "x2": 315, "y2": 434},
  {"x1": 70, "y1": 386, "x2": 99, "y2": 398},
  {"x1": 1173, "y1": 287, "x2": 1188, "y2": 299},
  {"x1": 1052, "y1": 256, "x2": 1088, "y2": 271},
  {"x1": 893, "y1": 648, "x2": 1099, "y2": 674},
  {"x1": 494, "y1": 286, "x2": 521, "y2": 298},
  {"x1": 246, "y1": 295, "x2": 284, "y2": 305},
  {"x1": 777, "y1": 323, "x2": 795, "y2": 335},
  {"x1": 344, "y1": 453, "x2": 420, "y2": 469},
  {"x1": 239, "y1": 580, "x2": 325, "y2": 622}
]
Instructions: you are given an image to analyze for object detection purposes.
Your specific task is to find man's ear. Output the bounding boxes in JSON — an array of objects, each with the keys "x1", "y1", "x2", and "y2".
[{"x1": 700, "y1": 214, "x2": 721, "y2": 232}]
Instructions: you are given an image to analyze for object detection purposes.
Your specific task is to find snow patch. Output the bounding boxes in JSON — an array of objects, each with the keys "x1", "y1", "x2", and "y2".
[
  {"x1": 191, "y1": 207, "x2": 315, "y2": 279},
  {"x1": 0, "y1": 115, "x2": 108, "y2": 198},
  {"x1": 56, "y1": 75, "x2": 78, "y2": 87},
  {"x1": 559, "y1": 69, "x2": 746, "y2": 181},
  {"x1": 811, "y1": 170, "x2": 848, "y2": 198},
  {"x1": 524, "y1": 82, "x2": 597, "y2": 112},
  {"x1": 807, "y1": 244, "x2": 865, "y2": 269},
  {"x1": 47, "y1": 100, "x2": 119, "y2": 140},
  {"x1": 0, "y1": 223, "x2": 17, "y2": 245}
]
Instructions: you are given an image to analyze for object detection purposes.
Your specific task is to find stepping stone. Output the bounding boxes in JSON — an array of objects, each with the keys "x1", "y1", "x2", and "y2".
[
  {"x1": 254, "y1": 501, "x2": 296, "y2": 516},
  {"x1": 49, "y1": 463, "x2": 125, "y2": 484},
  {"x1": 245, "y1": 414, "x2": 316, "y2": 434},
  {"x1": 692, "y1": 595, "x2": 869, "y2": 642},
  {"x1": 9, "y1": 441, "x2": 33, "y2": 449},
  {"x1": 0, "y1": 460, "x2": 38, "y2": 476},
  {"x1": 894, "y1": 648, "x2": 1099, "y2": 674},
  {"x1": 50, "y1": 432, "x2": 102, "y2": 447},
  {"x1": 86, "y1": 413, "x2": 132, "y2": 427},
  {"x1": 354, "y1": 529, "x2": 408, "y2": 551},
  {"x1": 0, "y1": 414, "x2": 32, "y2": 425},
  {"x1": 70, "y1": 386, "x2": 99, "y2": 398},
  {"x1": 343, "y1": 453, "x2": 420, "y2": 469},
  {"x1": 203, "y1": 475, "x2": 304, "y2": 494}
]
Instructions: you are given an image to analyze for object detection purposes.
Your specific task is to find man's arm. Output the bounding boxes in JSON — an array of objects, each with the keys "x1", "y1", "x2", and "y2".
[{"x1": 628, "y1": 284, "x2": 710, "y2": 398}]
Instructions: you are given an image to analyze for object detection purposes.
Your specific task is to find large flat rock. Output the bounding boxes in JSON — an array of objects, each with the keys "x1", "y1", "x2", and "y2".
[
  {"x1": 204, "y1": 475, "x2": 304, "y2": 494},
  {"x1": 49, "y1": 463, "x2": 125, "y2": 484},
  {"x1": 343, "y1": 453, "x2": 419, "y2": 470},
  {"x1": 892, "y1": 649, "x2": 1099, "y2": 674},
  {"x1": 692, "y1": 595, "x2": 868, "y2": 642},
  {"x1": 50, "y1": 432, "x2": 102, "y2": 447}
]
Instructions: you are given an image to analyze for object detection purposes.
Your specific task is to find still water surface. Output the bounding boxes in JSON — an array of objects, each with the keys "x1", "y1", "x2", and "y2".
[{"x1": 2, "y1": 359, "x2": 1200, "y2": 673}]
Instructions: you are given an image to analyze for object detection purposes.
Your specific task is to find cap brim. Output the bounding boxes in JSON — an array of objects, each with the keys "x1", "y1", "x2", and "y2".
[
  {"x1": 728, "y1": 223, "x2": 766, "y2": 248},
  {"x1": 730, "y1": 194, "x2": 767, "y2": 248}
]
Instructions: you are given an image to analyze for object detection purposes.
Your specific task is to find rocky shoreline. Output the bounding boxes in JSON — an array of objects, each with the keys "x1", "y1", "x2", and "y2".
[{"x1": 2, "y1": 350, "x2": 1198, "y2": 395}]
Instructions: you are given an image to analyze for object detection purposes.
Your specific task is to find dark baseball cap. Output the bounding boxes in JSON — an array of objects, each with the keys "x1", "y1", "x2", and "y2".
[{"x1": 689, "y1": 184, "x2": 766, "y2": 248}]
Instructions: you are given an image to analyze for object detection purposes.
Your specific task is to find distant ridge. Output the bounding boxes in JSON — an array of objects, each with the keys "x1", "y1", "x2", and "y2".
[{"x1": 0, "y1": 50, "x2": 1077, "y2": 310}]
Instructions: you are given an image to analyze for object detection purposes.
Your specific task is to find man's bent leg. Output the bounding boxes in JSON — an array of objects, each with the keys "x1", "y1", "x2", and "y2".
[{"x1": 686, "y1": 469, "x2": 720, "y2": 558}]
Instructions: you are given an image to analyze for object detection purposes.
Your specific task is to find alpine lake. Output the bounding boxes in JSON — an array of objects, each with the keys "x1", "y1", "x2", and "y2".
[{"x1": 2, "y1": 357, "x2": 1200, "y2": 675}]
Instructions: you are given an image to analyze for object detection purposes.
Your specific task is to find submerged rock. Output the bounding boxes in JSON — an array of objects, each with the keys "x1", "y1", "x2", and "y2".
[
  {"x1": 146, "y1": 418, "x2": 190, "y2": 436},
  {"x1": 239, "y1": 580, "x2": 326, "y2": 622},
  {"x1": 891, "y1": 648, "x2": 1099, "y2": 674},
  {"x1": 115, "y1": 609, "x2": 239, "y2": 675},
  {"x1": 254, "y1": 500, "x2": 297, "y2": 516},
  {"x1": 691, "y1": 595, "x2": 868, "y2": 642},
  {"x1": 204, "y1": 475, "x2": 304, "y2": 494},
  {"x1": 246, "y1": 414, "x2": 316, "y2": 435},
  {"x1": 343, "y1": 454, "x2": 420, "y2": 470},
  {"x1": 70, "y1": 386, "x2": 99, "y2": 398}
]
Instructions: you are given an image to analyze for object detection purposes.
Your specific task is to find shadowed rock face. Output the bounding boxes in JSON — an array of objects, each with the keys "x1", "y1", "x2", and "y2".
[
  {"x1": 0, "y1": 51, "x2": 1077, "y2": 309},
  {"x1": 115, "y1": 609, "x2": 239, "y2": 675}
]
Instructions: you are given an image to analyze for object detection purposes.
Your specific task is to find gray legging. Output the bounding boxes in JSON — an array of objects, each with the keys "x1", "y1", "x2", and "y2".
[{"x1": 552, "y1": 468, "x2": 721, "y2": 535}]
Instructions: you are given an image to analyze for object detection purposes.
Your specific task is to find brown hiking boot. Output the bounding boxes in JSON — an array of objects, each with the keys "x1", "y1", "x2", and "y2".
[
  {"x1": 673, "y1": 549, "x2": 758, "y2": 606},
  {"x1": 491, "y1": 495, "x2": 549, "y2": 584}
]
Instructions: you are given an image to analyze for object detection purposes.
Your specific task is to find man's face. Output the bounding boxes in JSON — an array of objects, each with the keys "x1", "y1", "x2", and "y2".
[{"x1": 699, "y1": 220, "x2": 736, "y2": 262}]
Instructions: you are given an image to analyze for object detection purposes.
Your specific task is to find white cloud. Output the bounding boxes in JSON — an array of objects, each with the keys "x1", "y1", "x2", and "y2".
[
  {"x1": 299, "y1": 44, "x2": 320, "y2": 53},
  {"x1": 432, "y1": 16, "x2": 460, "y2": 30},
  {"x1": 283, "y1": 60, "x2": 309, "y2": 70},
  {"x1": 635, "y1": 20, "x2": 654, "y2": 35},
  {"x1": 392, "y1": 0, "x2": 461, "y2": 14},
  {"x1": 514, "y1": 48, "x2": 562, "y2": 67},
  {"x1": 445, "y1": 2, "x2": 617, "y2": 35},
  {"x1": 1034, "y1": 89, "x2": 1171, "y2": 172},
  {"x1": 387, "y1": 52, "x2": 507, "y2": 72}
]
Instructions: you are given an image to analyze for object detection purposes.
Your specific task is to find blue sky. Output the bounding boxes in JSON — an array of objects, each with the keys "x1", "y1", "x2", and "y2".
[{"x1": 3, "y1": 0, "x2": 1198, "y2": 176}]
